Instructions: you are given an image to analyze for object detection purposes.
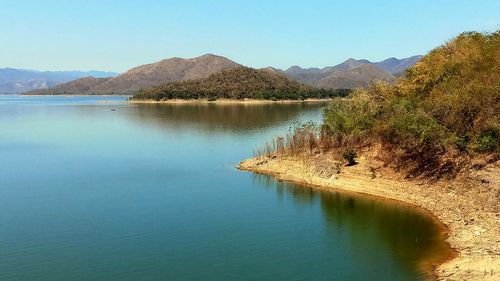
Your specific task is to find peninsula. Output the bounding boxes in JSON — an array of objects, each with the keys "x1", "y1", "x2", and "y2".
[{"x1": 239, "y1": 31, "x2": 500, "y2": 280}]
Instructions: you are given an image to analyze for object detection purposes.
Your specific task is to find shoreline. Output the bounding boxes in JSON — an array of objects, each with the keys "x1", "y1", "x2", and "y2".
[
  {"x1": 19, "y1": 94, "x2": 131, "y2": 97},
  {"x1": 128, "y1": 98, "x2": 333, "y2": 104},
  {"x1": 237, "y1": 154, "x2": 499, "y2": 280},
  {"x1": 15, "y1": 95, "x2": 335, "y2": 104}
]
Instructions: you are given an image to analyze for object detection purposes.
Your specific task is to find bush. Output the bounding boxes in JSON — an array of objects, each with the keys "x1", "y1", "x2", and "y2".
[
  {"x1": 342, "y1": 149, "x2": 357, "y2": 166},
  {"x1": 474, "y1": 127, "x2": 499, "y2": 152},
  {"x1": 453, "y1": 134, "x2": 472, "y2": 151},
  {"x1": 322, "y1": 89, "x2": 380, "y2": 146}
]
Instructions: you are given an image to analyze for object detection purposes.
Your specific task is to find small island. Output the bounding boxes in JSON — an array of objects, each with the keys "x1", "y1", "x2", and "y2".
[{"x1": 129, "y1": 67, "x2": 350, "y2": 102}]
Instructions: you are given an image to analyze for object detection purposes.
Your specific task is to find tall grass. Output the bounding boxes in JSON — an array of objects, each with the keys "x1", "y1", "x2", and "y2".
[{"x1": 254, "y1": 121, "x2": 325, "y2": 158}]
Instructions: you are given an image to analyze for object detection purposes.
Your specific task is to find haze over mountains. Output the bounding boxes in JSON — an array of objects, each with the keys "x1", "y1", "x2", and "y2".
[
  {"x1": 315, "y1": 64, "x2": 397, "y2": 89},
  {"x1": 0, "y1": 68, "x2": 119, "y2": 94},
  {"x1": 12, "y1": 54, "x2": 421, "y2": 95},
  {"x1": 373, "y1": 56, "x2": 422, "y2": 74},
  {"x1": 272, "y1": 55, "x2": 422, "y2": 89},
  {"x1": 30, "y1": 54, "x2": 240, "y2": 95}
]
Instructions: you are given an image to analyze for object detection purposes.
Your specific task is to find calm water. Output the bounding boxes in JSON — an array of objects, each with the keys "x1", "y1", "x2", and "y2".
[{"x1": 0, "y1": 95, "x2": 449, "y2": 281}]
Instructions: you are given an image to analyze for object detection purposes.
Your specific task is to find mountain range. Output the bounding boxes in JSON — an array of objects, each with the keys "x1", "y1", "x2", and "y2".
[
  {"x1": 0, "y1": 68, "x2": 119, "y2": 94},
  {"x1": 270, "y1": 55, "x2": 422, "y2": 89},
  {"x1": 29, "y1": 54, "x2": 240, "y2": 95},
  {"x1": 14, "y1": 54, "x2": 421, "y2": 95}
]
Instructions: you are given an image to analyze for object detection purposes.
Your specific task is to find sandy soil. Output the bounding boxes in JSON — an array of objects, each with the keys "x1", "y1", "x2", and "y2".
[
  {"x1": 238, "y1": 152, "x2": 500, "y2": 281},
  {"x1": 129, "y1": 98, "x2": 332, "y2": 104}
]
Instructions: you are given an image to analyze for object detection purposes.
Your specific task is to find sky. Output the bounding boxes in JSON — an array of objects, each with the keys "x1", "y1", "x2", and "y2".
[{"x1": 1, "y1": 0, "x2": 499, "y2": 72}]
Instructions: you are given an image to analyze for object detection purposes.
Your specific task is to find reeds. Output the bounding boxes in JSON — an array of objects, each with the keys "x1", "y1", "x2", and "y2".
[{"x1": 254, "y1": 121, "x2": 328, "y2": 158}]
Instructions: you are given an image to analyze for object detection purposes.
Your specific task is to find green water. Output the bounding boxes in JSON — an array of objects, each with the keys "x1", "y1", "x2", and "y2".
[{"x1": 0, "y1": 95, "x2": 449, "y2": 280}]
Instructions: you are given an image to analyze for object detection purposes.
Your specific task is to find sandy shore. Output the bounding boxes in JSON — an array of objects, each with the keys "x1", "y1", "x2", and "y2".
[
  {"x1": 238, "y1": 152, "x2": 499, "y2": 280},
  {"x1": 129, "y1": 98, "x2": 333, "y2": 104},
  {"x1": 20, "y1": 94, "x2": 131, "y2": 97}
]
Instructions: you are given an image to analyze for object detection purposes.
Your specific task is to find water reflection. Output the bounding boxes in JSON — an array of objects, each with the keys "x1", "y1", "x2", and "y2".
[
  {"x1": 125, "y1": 102, "x2": 327, "y2": 133},
  {"x1": 253, "y1": 173, "x2": 450, "y2": 276},
  {"x1": 0, "y1": 95, "x2": 452, "y2": 281}
]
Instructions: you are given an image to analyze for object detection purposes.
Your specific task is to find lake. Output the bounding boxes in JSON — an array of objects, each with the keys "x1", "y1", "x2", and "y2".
[{"x1": 0, "y1": 95, "x2": 449, "y2": 281}]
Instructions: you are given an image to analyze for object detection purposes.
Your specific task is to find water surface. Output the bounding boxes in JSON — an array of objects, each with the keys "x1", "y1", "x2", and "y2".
[{"x1": 0, "y1": 95, "x2": 449, "y2": 281}]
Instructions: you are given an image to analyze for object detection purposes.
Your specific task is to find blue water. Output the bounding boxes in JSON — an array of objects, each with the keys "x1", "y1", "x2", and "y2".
[{"x1": 0, "y1": 95, "x2": 448, "y2": 281}]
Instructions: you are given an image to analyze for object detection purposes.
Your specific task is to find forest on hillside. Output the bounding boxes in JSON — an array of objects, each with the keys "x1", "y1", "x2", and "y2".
[{"x1": 130, "y1": 67, "x2": 350, "y2": 101}]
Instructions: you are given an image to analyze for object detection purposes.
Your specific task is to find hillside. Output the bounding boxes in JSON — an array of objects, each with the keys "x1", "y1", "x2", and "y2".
[
  {"x1": 31, "y1": 54, "x2": 240, "y2": 95},
  {"x1": 131, "y1": 67, "x2": 349, "y2": 101},
  {"x1": 0, "y1": 68, "x2": 118, "y2": 94}
]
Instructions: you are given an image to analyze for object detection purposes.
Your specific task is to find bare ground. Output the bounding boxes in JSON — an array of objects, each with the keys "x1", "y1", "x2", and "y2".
[{"x1": 128, "y1": 98, "x2": 332, "y2": 104}]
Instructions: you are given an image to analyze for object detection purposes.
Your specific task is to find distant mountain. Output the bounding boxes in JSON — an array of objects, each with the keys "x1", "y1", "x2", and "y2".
[
  {"x1": 374, "y1": 55, "x2": 422, "y2": 76},
  {"x1": 131, "y1": 67, "x2": 348, "y2": 101},
  {"x1": 27, "y1": 54, "x2": 421, "y2": 94},
  {"x1": 316, "y1": 64, "x2": 396, "y2": 89},
  {"x1": 32, "y1": 54, "x2": 240, "y2": 95},
  {"x1": 0, "y1": 68, "x2": 119, "y2": 94},
  {"x1": 279, "y1": 66, "x2": 330, "y2": 86},
  {"x1": 329, "y1": 58, "x2": 372, "y2": 71},
  {"x1": 37, "y1": 77, "x2": 112, "y2": 95},
  {"x1": 276, "y1": 56, "x2": 420, "y2": 89}
]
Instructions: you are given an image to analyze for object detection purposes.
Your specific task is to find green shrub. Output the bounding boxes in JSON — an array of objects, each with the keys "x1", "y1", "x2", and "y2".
[
  {"x1": 322, "y1": 90, "x2": 379, "y2": 146},
  {"x1": 453, "y1": 134, "x2": 472, "y2": 151},
  {"x1": 384, "y1": 112, "x2": 447, "y2": 148},
  {"x1": 474, "y1": 127, "x2": 499, "y2": 152}
]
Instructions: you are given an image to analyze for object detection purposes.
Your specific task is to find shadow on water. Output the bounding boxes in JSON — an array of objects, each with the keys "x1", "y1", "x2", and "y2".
[{"x1": 252, "y1": 173, "x2": 452, "y2": 279}]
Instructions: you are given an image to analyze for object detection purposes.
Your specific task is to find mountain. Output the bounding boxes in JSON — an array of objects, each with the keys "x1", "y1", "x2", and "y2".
[
  {"x1": 374, "y1": 55, "x2": 422, "y2": 76},
  {"x1": 329, "y1": 58, "x2": 372, "y2": 71},
  {"x1": 316, "y1": 64, "x2": 396, "y2": 89},
  {"x1": 131, "y1": 67, "x2": 349, "y2": 101},
  {"x1": 276, "y1": 56, "x2": 420, "y2": 89},
  {"x1": 27, "y1": 54, "x2": 420, "y2": 94},
  {"x1": 32, "y1": 54, "x2": 240, "y2": 95},
  {"x1": 0, "y1": 68, "x2": 119, "y2": 94},
  {"x1": 36, "y1": 77, "x2": 112, "y2": 95},
  {"x1": 279, "y1": 66, "x2": 331, "y2": 86}
]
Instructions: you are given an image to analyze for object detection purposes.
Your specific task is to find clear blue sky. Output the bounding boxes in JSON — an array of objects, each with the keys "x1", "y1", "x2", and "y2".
[{"x1": 1, "y1": 0, "x2": 499, "y2": 72}]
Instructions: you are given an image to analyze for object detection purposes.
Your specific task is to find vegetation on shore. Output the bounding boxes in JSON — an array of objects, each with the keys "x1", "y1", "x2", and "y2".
[
  {"x1": 259, "y1": 31, "x2": 499, "y2": 178},
  {"x1": 130, "y1": 67, "x2": 350, "y2": 101}
]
